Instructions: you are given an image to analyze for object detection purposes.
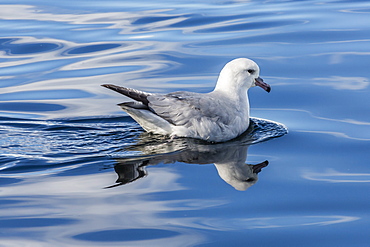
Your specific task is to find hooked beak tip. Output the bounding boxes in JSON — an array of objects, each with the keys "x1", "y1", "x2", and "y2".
[{"x1": 255, "y1": 77, "x2": 271, "y2": 93}]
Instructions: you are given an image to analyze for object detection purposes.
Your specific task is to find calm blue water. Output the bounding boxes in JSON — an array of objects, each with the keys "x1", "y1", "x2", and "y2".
[{"x1": 1, "y1": 0, "x2": 370, "y2": 246}]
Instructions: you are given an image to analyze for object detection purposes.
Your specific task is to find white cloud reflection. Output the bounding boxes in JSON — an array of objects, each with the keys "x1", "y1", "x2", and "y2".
[
  {"x1": 297, "y1": 130, "x2": 370, "y2": 141},
  {"x1": 0, "y1": 169, "x2": 213, "y2": 246},
  {"x1": 254, "y1": 108, "x2": 370, "y2": 141},
  {"x1": 0, "y1": 4, "x2": 220, "y2": 119},
  {"x1": 0, "y1": 167, "x2": 361, "y2": 246},
  {"x1": 0, "y1": 4, "x2": 139, "y2": 26},
  {"x1": 313, "y1": 76, "x2": 369, "y2": 90},
  {"x1": 200, "y1": 215, "x2": 359, "y2": 230},
  {"x1": 302, "y1": 169, "x2": 370, "y2": 183}
]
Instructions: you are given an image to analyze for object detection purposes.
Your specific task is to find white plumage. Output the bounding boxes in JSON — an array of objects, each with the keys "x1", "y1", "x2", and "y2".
[{"x1": 102, "y1": 58, "x2": 271, "y2": 142}]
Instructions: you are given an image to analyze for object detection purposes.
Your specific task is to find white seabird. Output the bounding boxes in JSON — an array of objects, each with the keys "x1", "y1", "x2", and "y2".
[{"x1": 102, "y1": 58, "x2": 271, "y2": 142}]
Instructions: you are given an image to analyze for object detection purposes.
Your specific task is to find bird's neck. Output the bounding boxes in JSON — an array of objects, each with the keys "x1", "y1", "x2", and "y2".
[
  {"x1": 213, "y1": 82, "x2": 249, "y2": 103},
  {"x1": 214, "y1": 69, "x2": 249, "y2": 96}
]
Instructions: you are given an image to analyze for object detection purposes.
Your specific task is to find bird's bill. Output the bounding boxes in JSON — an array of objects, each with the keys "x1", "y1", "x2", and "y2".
[
  {"x1": 255, "y1": 77, "x2": 271, "y2": 93},
  {"x1": 252, "y1": 160, "x2": 269, "y2": 174}
]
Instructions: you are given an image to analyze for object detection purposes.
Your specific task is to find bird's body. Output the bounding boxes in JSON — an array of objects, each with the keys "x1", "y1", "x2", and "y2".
[{"x1": 102, "y1": 58, "x2": 271, "y2": 142}]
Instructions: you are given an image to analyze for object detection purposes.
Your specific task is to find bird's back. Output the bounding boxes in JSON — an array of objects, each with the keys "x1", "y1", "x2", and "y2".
[{"x1": 146, "y1": 91, "x2": 250, "y2": 142}]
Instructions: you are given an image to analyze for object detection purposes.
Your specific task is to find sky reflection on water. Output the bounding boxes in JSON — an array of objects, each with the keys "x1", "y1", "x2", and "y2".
[{"x1": 0, "y1": 0, "x2": 370, "y2": 246}]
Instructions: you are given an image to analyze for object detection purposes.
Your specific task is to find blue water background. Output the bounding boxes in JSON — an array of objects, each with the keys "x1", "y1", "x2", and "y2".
[{"x1": 0, "y1": 0, "x2": 369, "y2": 246}]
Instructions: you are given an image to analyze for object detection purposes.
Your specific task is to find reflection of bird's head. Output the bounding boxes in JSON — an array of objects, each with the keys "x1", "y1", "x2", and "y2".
[{"x1": 214, "y1": 160, "x2": 268, "y2": 191}]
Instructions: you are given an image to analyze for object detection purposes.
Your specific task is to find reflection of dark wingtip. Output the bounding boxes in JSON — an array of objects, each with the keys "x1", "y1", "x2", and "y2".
[
  {"x1": 104, "y1": 183, "x2": 125, "y2": 189},
  {"x1": 252, "y1": 160, "x2": 269, "y2": 174},
  {"x1": 104, "y1": 161, "x2": 148, "y2": 189}
]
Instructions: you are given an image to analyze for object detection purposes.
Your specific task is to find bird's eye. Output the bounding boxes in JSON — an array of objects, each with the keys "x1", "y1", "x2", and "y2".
[{"x1": 247, "y1": 69, "x2": 255, "y2": 74}]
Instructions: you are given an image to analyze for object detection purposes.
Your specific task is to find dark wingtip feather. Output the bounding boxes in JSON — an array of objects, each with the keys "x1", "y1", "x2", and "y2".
[
  {"x1": 101, "y1": 84, "x2": 123, "y2": 91},
  {"x1": 118, "y1": 102, "x2": 149, "y2": 109},
  {"x1": 101, "y1": 84, "x2": 150, "y2": 106}
]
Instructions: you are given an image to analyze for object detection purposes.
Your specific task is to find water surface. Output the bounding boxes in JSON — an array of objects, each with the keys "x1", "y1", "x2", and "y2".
[{"x1": 0, "y1": 0, "x2": 370, "y2": 246}]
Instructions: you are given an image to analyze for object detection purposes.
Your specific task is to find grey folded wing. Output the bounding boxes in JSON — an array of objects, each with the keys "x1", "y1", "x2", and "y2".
[
  {"x1": 147, "y1": 92, "x2": 232, "y2": 127},
  {"x1": 102, "y1": 84, "x2": 234, "y2": 129}
]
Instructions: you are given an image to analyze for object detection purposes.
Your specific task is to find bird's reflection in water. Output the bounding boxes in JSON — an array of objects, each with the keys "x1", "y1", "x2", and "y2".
[{"x1": 107, "y1": 118, "x2": 287, "y2": 191}]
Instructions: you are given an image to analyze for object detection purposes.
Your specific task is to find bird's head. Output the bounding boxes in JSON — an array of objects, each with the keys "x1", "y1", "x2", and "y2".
[{"x1": 215, "y1": 58, "x2": 271, "y2": 93}]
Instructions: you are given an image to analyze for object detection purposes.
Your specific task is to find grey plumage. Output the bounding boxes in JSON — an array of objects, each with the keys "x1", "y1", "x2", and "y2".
[
  {"x1": 147, "y1": 92, "x2": 233, "y2": 128},
  {"x1": 102, "y1": 84, "x2": 233, "y2": 128},
  {"x1": 101, "y1": 58, "x2": 270, "y2": 142}
]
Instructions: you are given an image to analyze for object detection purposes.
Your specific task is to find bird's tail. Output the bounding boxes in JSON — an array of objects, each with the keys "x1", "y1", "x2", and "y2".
[{"x1": 101, "y1": 84, "x2": 151, "y2": 106}]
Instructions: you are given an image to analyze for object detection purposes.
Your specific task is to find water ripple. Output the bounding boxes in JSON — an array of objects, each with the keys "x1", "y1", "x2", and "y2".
[
  {"x1": 0, "y1": 40, "x2": 62, "y2": 55},
  {"x1": 0, "y1": 102, "x2": 66, "y2": 112},
  {"x1": 0, "y1": 116, "x2": 139, "y2": 176},
  {"x1": 0, "y1": 116, "x2": 286, "y2": 178},
  {"x1": 73, "y1": 228, "x2": 180, "y2": 242},
  {"x1": 196, "y1": 20, "x2": 302, "y2": 33},
  {"x1": 302, "y1": 169, "x2": 370, "y2": 183},
  {"x1": 0, "y1": 89, "x2": 92, "y2": 101},
  {"x1": 199, "y1": 215, "x2": 360, "y2": 230},
  {"x1": 63, "y1": 43, "x2": 123, "y2": 55},
  {"x1": 0, "y1": 0, "x2": 369, "y2": 245}
]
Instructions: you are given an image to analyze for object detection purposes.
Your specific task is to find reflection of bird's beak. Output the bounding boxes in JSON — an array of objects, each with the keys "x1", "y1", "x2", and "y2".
[
  {"x1": 255, "y1": 77, "x2": 271, "y2": 93},
  {"x1": 252, "y1": 160, "x2": 269, "y2": 174}
]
